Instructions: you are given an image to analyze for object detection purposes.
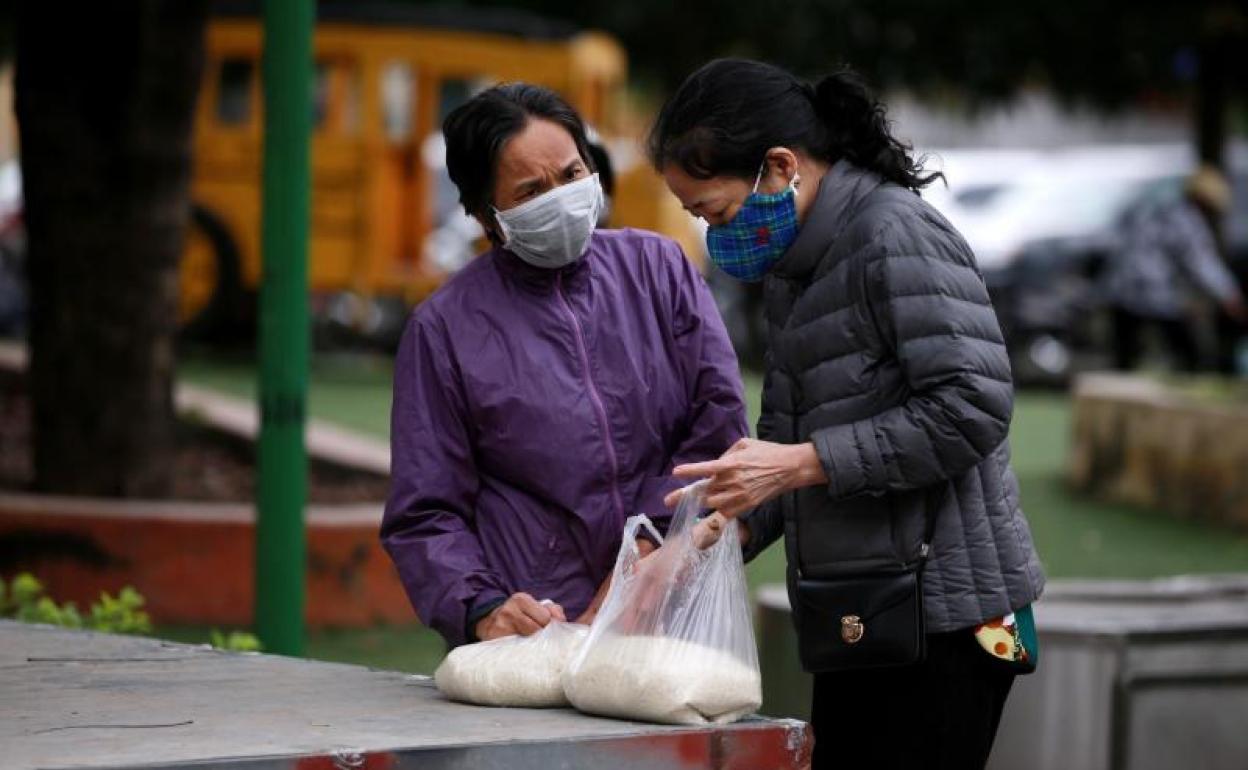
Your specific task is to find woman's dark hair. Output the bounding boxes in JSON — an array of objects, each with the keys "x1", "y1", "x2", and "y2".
[
  {"x1": 443, "y1": 83, "x2": 596, "y2": 223},
  {"x1": 648, "y1": 59, "x2": 939, "y2": 191},
  {"x1": 585, "y1": 139, "x2": 615, "y2": 198}
]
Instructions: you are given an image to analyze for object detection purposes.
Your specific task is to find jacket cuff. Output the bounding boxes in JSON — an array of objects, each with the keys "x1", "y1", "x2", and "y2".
[
  {"x1": 738, "y1": 501, "x2": 777, "y2": 564},
  {"x1": 738, "y1": 509, "x2": 763, "y2": 563},
  {"x1": 811, "y1": 419, "x2": 884, "y2": 500},
  {"x1": 463, "y1": 590, "x2": 508, "y2": 644}
]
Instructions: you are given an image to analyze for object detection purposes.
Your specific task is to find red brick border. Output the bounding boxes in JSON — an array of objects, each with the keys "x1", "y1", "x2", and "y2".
[{"x1": 0, "y1": 492, "x2": 415, "y2": 627}]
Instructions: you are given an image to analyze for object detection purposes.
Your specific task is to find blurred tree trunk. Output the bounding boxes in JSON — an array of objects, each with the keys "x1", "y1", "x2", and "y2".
[
  {"x1": 16, "y1": 1, "x2": 208, "y2": 496},
  {"x1": 1194, "y1": 9, "x2": 1232, "y2": 168}
]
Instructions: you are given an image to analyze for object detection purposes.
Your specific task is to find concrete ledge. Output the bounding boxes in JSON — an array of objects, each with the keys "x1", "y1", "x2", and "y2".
[
  {"x1": 177, "y1": 382, "x2": 390, "y2": 475},
  {"x1": 3, "y1": 622, "x2": 813, "y2": 770},
  {"x1": 0, "y1": 339, "x2": 392, "y2": 476},
  {"x1": 1069, "y1": 372, "x2": 1248, "y2": 531}
]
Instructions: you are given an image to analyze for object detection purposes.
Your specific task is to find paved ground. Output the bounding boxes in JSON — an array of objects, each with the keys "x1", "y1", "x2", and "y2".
[{"x1": 3, "y1": 622, "x2": 810, "y2": 770}]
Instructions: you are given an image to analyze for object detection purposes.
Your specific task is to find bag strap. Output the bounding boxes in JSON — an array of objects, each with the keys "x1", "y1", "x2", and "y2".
[{"x1": 917, "y1": 481, "x2": 949, "y2": 567}]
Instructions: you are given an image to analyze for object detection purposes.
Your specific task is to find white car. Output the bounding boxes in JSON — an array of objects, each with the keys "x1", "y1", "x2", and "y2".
[
  {"x1": 960, "y1": 144, "x2": 1193, "y2": 271},
  {"x1": 918, "y1": 147, "x2": 1046, "y2": 245}
]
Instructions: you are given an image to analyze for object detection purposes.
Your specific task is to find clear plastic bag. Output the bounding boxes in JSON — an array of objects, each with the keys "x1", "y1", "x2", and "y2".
[
  {"x1": 563, "y1": 481, "x2": 762, "y2": 725},
  {"x1": 434, "y1": 621, "x2": 589, "y2": 708}
]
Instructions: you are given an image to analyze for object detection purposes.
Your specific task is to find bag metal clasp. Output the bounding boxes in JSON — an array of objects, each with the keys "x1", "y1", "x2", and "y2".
[{"x1": 841, "y1": 614, "x2": 865, "y2": 644}]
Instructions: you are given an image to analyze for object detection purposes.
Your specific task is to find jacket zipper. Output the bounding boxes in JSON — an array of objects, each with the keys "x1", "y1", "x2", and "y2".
[{"x1": 555, "y1": 272, "x2": 626, "y2": 520}]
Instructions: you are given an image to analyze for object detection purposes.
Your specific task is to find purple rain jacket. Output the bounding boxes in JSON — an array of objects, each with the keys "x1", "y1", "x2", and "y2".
[{"x1": 381, "y1": 228, "x2": 748, "y2": 647}]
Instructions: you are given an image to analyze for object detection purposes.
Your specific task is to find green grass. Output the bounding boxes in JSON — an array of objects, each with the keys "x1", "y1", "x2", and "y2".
[
  {"x1": 180, "y1": 351, "x2": 394, "y2": 438},
  {"x1": 174, "y1": 355, "x2": 1248, "y2": 672},
  {"x1": 741, "y1": 387, "x2": 1248, "y2": 588},
  {"x1": 1007, "y1": 393, "x2": 1248, "y2": 578}
]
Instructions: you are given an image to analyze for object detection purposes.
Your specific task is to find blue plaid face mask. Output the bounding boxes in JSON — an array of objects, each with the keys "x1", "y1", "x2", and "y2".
[{"x1": 705, "y1": 163, "x2": 800, "y2": 282}]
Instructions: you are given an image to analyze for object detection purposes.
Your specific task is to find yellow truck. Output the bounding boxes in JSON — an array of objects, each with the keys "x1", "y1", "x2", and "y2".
[{"x1": 181, "y1": 3, "x2": 698, "y2": 340}]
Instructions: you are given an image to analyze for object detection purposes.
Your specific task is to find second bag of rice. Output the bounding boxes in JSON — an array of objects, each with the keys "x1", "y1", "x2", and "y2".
[{"x1": 435, "y1": 621, "x2": 588, "y2": 708}]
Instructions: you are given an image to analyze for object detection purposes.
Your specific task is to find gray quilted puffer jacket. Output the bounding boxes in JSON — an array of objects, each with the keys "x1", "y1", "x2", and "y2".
[{"x1": 741, "y1": 161, "x2": 1045, "y2": 633}]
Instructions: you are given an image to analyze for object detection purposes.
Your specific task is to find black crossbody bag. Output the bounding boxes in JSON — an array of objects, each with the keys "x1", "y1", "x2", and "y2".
[{"x1": 795, "y1": 483, "x2": 946, "y2": 673}]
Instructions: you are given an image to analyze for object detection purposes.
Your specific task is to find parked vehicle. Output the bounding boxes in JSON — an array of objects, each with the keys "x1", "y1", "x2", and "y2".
[
  {"x1": 713, "y1": 142, "x2": 1246, "y2": 382},
  {"x1": 976, "y1": 143, "x2": 1247, "y2": 383},
  {"x1": 181, "y1": 0, "x2": 700, "y2": 344},
  {"x1": 919, "y1": 148, "x2": 1045, "y2": 245}
]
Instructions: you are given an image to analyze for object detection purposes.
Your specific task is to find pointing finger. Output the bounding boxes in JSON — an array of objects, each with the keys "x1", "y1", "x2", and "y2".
[{"x1": 672, "y1": 459, "x2": 732, "y2": 478}]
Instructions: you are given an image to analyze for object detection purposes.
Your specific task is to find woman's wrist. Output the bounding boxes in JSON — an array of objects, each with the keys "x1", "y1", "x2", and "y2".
[
  {"x1": 737, "y1": 518, "x2": 752, "y2": 548},
  {"x1": 790, "y1": 442, "x2": 827, "y2": 489}
]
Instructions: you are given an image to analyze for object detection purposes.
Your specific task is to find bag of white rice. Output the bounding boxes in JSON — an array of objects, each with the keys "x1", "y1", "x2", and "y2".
[
  {"x1": 564, "y1": 481, "x2": 763, "y2": 725},
  {"x1": 564, "y1": 634, "x2": 761, "y2": 724},
  {"x1": 435, "y1": 621, "x2": 588, "y2": 708}
]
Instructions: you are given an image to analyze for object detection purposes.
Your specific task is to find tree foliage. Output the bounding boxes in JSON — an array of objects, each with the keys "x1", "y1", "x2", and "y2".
[{"x1": 430, "y1": 0, "x2": 1244, "y2": 108}]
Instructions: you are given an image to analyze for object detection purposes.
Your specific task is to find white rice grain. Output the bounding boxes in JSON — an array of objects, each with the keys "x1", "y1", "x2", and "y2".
[
  {"x1": 564, "y1": 635, "x2": 762, "y2": 725},
  {"x1": 435, "y1": 623, "x2": 587, "y2": 708}
]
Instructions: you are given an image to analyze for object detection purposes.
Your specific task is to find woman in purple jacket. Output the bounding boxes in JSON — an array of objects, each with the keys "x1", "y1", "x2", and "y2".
[{"x1": 381, "y1": 83, "x2": 748, "y2": 648}]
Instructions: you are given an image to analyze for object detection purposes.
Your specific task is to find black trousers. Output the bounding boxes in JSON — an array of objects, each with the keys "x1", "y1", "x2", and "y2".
[
  {"x1": 1111, "y1": 306, "x2": 1200, "y2": 372},
  {"x1": 810, "y1": 630, "x2": 1015, "y2": 770},
  {"x1": 1214, "y1": 308, "x2": 1245, "y2": 374}
]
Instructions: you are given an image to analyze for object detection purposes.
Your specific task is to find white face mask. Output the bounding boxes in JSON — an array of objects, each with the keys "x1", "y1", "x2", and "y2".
[{"x1": 493, "y1": 173, "x2": 604, "y2": 269}]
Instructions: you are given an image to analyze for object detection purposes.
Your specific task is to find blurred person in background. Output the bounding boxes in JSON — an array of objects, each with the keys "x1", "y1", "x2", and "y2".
[
  {"x1": 381, "y1": 83, "x2": 746, "y2": 648},
  {"x1": 1101, "y1": 165, "x2": 1247, "y2": 372},
  {"x1": 650, "y1": 59, "x2": 1044, "y2": 769},
  {"x1": 0, "y1": 160, "x2": 25, "y2": 336}
]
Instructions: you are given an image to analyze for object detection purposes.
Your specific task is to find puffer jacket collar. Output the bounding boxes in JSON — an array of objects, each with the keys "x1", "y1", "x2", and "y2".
[{"x1": 772, "y1": 160, "x2": 885, "y2": 281}]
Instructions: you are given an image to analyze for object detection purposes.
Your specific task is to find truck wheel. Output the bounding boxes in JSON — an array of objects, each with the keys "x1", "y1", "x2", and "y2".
[{"x1": 179, "y1": 205, "x2": 242, "y2": 340}]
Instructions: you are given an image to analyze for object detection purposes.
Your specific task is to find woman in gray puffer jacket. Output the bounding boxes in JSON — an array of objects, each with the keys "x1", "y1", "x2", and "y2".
[{"x1": 650, "y1": 59, "x2": 1045, "y2": 770}]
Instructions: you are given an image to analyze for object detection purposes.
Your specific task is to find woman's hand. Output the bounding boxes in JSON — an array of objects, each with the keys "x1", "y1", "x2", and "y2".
[
  {"x1": 574, "y1": 589, "x2": 606, "y2": 626},
  {"x1": 691, "y1": 514, "x2": 753, "y2": 551},
  {"x1": 574, "y1": 539, "x2": 655, "y2": 625},
  {"x1": 613, "y1": 538, "x2": 686, "y2": 633},
  {"x1": 1224, "y1": 295, "x2": 1248, "y2": 325},
  {"x1": 474, "y1": 592, "x2": 566, "y2": 641},
  {"x1": 691, "y1": 512, "x2": 728, "y2": 549},
  {"x1": 665, "y1": 438, "x2": 827, "y2": 519},
  {"x1": 738, "y1": 517, "x2": 752, "y2": 548}
]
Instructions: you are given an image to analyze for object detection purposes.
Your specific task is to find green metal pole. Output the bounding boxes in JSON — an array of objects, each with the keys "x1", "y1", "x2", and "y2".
[{"x1": 256, "y1": 0, "x2": 312, "y2": 657}]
